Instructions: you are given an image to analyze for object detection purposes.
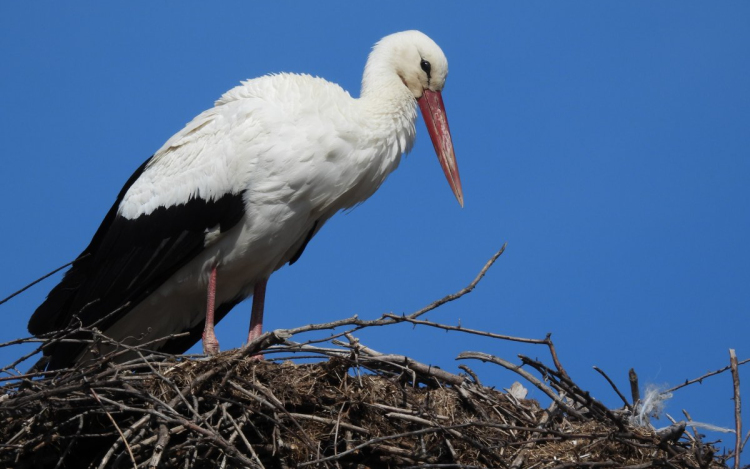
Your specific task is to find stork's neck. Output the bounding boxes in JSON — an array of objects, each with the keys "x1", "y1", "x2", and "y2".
[
  {"x1": 358, "y1": 64, "x2": 418, "y2": 157},
  {"x1": 312, "y1": 63, "x2": 416, "y2": 211},
  {"x1": 360, "y1": 61, "x2": 415, "y2": 108}
]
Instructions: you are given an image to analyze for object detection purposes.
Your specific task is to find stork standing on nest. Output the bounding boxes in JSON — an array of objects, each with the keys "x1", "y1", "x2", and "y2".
[{"x1": 28, "y1": 30, "x2": 463, "y2": 370}]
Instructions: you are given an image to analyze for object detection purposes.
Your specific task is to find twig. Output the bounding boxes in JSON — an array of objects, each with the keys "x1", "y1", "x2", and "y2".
[
  {"x1": 510, "y1": 399, "x2": 558, "y2": 469},
  {"x1": 0, "y1": 254, "x2": 89, "y2": 306},
  {"x1": 407, "y1": 244, "x2": 506, "y2": 320},
  {"x1": 297, "y1": 426, "x2": 464, "y2": 467},
  {"x1": 365, "y1": 353, "x2": 464, "y2": 385},
  {"x1": 729, "y1": 349, "x2": 741, "y2": 469},
  {"x1": 222, "y1": 405, "x2": 265, "y2": 469},
  {"x1": 458, "y1": 365, "x2": 481, "y2": 385},
  {"x1": 385, "y1": 412, "x2": 463, "y2": 439},
  {"x1": 91, "y1": 388, "x2": 138, "y2": 469},
  {"x1": 456, "y1": 351, "x2": 582, "y2": 419},
  {"x1": 276, "y1": 245, "x2": 508, "y2": 349},
  {"x1": 98, "y1": 415, "x2": 151, "y2": 468},
  {"x1": 53, "y1": 414, "x2": 83, "y2": 469},
  {"x1": 664, "y1": 357, "x2": 750, "y2": 394},
  {"x1": 148, "y1": 424, "x2": 170, "y2": 469},
  {"x1": 593, "y1": 366, "x2": 631, "y2": 409},
  {"x1": 544, "y1": 333, "x2": 569, "y2": 379},
  {"x1": 403, "y1": 465, "x2": 485, "y2": 469},
  {"x1": 519, "y1": 355, "x2": 625, "y2": 430},
  {"x1": 629, "y1": 368, "x2": 640, "y2": 405},
  {"x1": 382, "y1": 314, "x2": 548, "y2": 345},
  {"x1": 286, "y1": 413, "x2": 369, "y2": 435}
]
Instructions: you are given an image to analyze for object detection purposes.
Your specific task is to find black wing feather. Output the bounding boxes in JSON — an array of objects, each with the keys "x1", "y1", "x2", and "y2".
[
  {"x1": 28, "y1": 156, "x2": 153, "y2": 335},
  {"x1": 29, "y1": 155, "x2": 246, "y2": 367}
]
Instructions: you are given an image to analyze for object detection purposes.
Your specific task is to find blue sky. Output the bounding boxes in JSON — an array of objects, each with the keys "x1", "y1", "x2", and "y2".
[{"x1": 1, "y1": 1, "x2": 748, "y2": 459}]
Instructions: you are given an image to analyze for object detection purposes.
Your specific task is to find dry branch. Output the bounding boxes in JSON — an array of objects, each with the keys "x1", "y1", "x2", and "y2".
[{"x1": 730, "y1": 349, "x2": 741, "y2": 469}]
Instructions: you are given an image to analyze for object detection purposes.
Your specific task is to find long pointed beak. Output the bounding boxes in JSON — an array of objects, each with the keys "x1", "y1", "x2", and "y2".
[{"x1": 418, "y1": 89, "x2": 464, "y2": 207}]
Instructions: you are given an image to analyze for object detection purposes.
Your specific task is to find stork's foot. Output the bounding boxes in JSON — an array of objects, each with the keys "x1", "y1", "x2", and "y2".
[
  {"x1": 246, "y1": 330, "x2": 264, "y2": 360},
  {"x1": 202, "y1": 333, "x2": 220, "y2": 356},
  {"x1": 245, "y1": 279, "x2": 267, "y2": 360},
  {"x1": 244, "y1": 347, "x2": 265, "y2": 360}
]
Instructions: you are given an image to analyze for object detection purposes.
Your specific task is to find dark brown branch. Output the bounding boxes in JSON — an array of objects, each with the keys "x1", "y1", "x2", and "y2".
[
  {"x1": 629, "y1": 368, "x2": 640, "y2": 404},
  {"x1": 664, "y1": 357, "x2": 750, "y2": 394},
  {"x1": 593, "y1": 365, "x2": 631, "y2": 409}
]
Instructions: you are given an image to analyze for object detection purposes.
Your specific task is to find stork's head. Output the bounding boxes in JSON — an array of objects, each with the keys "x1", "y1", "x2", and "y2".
[
  {"x1": 364, "y1": 31, "x2": 463, "y2": 207},
  {"x1": 369, "y1": 30, "x2": 450, "y2": 98}
]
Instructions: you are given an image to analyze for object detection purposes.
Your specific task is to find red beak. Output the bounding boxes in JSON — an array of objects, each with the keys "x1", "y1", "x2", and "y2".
[{"x1": 418, "y1": 89, "x2": 464, "y2": 207}]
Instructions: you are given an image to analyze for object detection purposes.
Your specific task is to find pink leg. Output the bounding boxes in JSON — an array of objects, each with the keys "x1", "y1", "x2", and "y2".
[
  {"x1": 202, "y1": 267, "x2": 220, "y2": 355},
  {"x1": 248, "y1": 279, "x2": 267, "y2": 343}
]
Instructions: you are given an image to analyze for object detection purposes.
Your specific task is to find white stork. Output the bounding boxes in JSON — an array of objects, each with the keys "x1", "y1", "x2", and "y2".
[{"x1": 28, "y1": 30, "x2": 463, "y2": 370}]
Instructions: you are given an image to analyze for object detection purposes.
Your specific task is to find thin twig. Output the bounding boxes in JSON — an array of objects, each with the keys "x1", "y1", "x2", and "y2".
[
  {"x1": 729, "y1": 349, "x2": 741, "y2": 469},
  {"x1": 90, "y1": 388, "x2": 138, "y2": 469},
  {"x1": 53, "y1": 414, "x2": 84, "y2": 469},
  {"x1": 382, "y1": 314, "x2": 548, "y2": 344},
  {"x1": 407, "y1": 244, "x2": 506, "y2": 320},
  {"x1": 0, "y1": 254, "x2": 89, "y2": 306},
  {"x1": 593, "y1": 366, "x2": 631, "y2": 409},
  {"x1": 664, "y1": 357, "x2": 750, "y2": 394},
  {"x1": 456, "y1": 351, "x2": 583, "y2": 419}
]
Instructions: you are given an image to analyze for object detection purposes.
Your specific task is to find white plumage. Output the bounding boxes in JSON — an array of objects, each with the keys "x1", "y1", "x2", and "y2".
[{"x1": 29, "y1": 30, "x2": 463, "y2": 369}]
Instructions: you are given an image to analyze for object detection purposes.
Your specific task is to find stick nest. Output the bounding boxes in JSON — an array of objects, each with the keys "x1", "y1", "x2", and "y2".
[
  {"x1": 0, "y1": 338, "x2": 730, "y2": 469},
  {"x1": 0, "y1": 248, "x2": 736, "y2": 468}
]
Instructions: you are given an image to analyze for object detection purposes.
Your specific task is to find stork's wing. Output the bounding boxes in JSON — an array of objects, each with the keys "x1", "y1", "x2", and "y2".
[{"x1": 28, "y1": 155, "x2": 245, "y2": 341}]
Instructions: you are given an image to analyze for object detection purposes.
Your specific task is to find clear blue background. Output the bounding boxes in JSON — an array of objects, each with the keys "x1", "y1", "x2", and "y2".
[{"x1": 1, "y1": 2, "x2": 748, "y2": 460}]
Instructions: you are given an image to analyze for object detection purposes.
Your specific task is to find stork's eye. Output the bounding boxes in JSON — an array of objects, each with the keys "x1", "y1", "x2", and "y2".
[{"x1": 420, "y1": 59, "x2": 431, "y2": 76}]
